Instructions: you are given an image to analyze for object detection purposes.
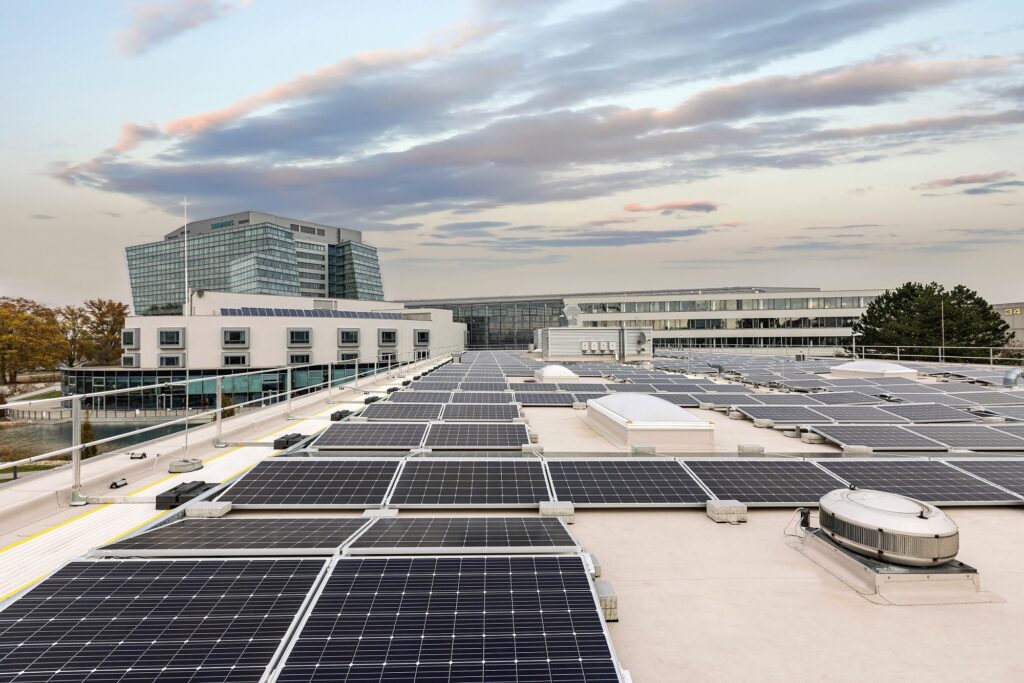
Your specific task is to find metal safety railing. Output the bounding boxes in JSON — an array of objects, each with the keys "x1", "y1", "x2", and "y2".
[
  {"x1": 0, "y1": 346, "x2": 461, "y2": 503},
  {"x1": 654, "y1": 342, "x2": 1023, "y2": 367}
]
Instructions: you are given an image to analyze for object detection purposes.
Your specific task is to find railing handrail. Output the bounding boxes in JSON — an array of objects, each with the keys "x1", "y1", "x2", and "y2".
[{"x1": 0, "y1": 346, "x2": 458, "y2": 473}]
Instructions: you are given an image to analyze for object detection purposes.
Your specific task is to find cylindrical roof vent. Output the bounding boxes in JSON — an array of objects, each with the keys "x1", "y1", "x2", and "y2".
[{"x1": 818, "y1": 488, "x2": 959, "y2": 567}]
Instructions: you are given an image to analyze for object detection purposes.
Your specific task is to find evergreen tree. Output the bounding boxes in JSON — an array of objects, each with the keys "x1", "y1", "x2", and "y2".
[
  {"x1": 854, "y1": 282, "x2": 1013, "y2": 359},
  {"x1": 81, "y1": 412, "x2": 98, "y2": 458}
]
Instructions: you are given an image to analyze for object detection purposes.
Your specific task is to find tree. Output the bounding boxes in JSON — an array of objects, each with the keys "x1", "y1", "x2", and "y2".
[
  {"x1": 84, "y1": 299, "x2": 129, "y2": 366},
  {"x1": 0, "y1": 298, "x2": 65, "y2": 384},
  {"x1": 54, "y1": 305, "x2": 93, "y2": 368},
  {"x1": 854, "y1": 282, "x2": 1013, "y2": 359},
  {"x1": 81, "y1": 412, "x2": 98, "y2": 458}
]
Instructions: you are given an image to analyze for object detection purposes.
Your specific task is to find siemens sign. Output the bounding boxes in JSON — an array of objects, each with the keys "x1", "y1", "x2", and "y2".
[{"x1": 210, "y1": 220, "x2": 235, "y2": 229}]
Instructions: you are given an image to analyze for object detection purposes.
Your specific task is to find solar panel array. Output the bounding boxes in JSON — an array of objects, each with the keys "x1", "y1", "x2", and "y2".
[
  {"x1": 275, "y1": 556, "x2": 621, "y2": 682},
  {"x1": 0, "y1": 558, "x2": 325, "y2": 681},
  {"x1": 548, "y1": 460, "x2": 707, "y2": 505},
  {"x1": 97, "y1": 518, "x2": 368, "y2": 556},
  {"x1": 219, "y1": 459, "x2": 399, "y2": 507},
  {"x1": 682, "y1": 460, "x2": 845, "y2": 505},
  {"x1": 816, "y1": 459, "x2": 1016, "y2": 503},
  {"x1": 389, "y1": 460, "x2": 550, "y2": 506},
  {"x1": 222, "y1": 307, "x2": 402, "y2": 319},
  {"x1": 347, "y1": 517, "x2": 578, "y2": 553},
  {"x1": 311, "y1": 422, "x2": 429, "y2": 449}
]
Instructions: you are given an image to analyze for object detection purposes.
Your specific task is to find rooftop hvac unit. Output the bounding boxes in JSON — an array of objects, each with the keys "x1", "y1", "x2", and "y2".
[{"x1": 817, "y1": 488, "x2": 959, "y2": 567}]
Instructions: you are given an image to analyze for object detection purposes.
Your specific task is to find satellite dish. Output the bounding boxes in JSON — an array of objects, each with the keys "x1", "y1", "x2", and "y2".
[{"x1": 562, "y1": 304, "x2": 582, "y2": 325}]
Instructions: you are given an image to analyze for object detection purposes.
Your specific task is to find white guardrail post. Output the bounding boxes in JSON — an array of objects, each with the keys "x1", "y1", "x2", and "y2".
[
  {"x1": 214, "y1": 376, "x2": 226, "y2": 447},
  {"x1": 326, "y1": 361, "x2": 335, "y2": 404},
  {"x1": 286, "y1": 366, "x2": 293, "y2": 419},
  {"x1": 70, "y1": 395, "x2": 87, "y2": 506}
]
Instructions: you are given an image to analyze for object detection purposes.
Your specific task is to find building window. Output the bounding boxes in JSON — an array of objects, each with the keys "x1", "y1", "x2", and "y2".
[
  {"x1": 121, "y1": 329, "x2": 139, "y2": 349},
  {"x1": 158, "y1": 328, "x2": 184, "y2": 348},
  {"x1": 121, "y1": 353, "x2": 139, "y2": 368},
  {"x1": 415, "y1": 349, "x2": 430, "y2": 360},
  {"x1": 222, "y1": 353, "x2": 249, "y2": 367},
  {"x1": 338, "y1": 329, "x2": 360, "y2": 346},
  {"x1": 289, "y1": 352, "x2": 311, "y2": 365},
  {"x1": 378, "y1": 328, "x2": 397, "y2": 346},
  {"x1": 379, "y1": 351, "x2": 397, "y2": 365},
  {"x1": 414, "y1": 329, "x2": 430, "y2": 346},
  {"x1": 288, "y1": 328, "x2": 312, "y2": 348},
  {"x1": 338, "y1": 351, "x2": 359, "y2": 363},
  {"x1": 158, "y1": 354, "x2": 183, "y2": 368},
  {"x1": 222, "y1": 328, "x2": 249, "y2": 348}
]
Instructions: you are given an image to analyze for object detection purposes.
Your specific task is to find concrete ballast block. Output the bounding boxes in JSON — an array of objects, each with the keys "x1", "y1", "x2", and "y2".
[
  {"x1": 186, "y1": 501, "x2": 232, "y2": 518},
  {"x1": 594, "y1": 580, "x2": 618, "y2": 622},
  {"x1": 168, "y1": 458, "x2": 203, "y2": 473},
  {"x1": 539, "y1": 500, "x2": 575, "y2": 524},
  {"x1": 363, "y1": 508, "x2": 399, "y2": 518},
  {"x1": 706, "y1": 499, "x2": 747, "y2": 524},
  {"x1": 737, "y1": 443, "x2": 764, "y2": 454}
]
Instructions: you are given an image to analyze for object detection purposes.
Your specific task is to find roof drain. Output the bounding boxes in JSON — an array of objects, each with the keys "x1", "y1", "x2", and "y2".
[{"x1": 1004, "y1": 367, "x2": 1023, "y2": 388}]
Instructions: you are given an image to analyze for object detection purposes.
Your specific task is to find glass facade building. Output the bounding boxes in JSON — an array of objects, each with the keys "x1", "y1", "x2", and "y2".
[
  {"x1": 126, "y1": 211, "x2": 384, "y2": 315},
  {"x1": 404, "y1": 288, "x2": 885, "y2": 350}
]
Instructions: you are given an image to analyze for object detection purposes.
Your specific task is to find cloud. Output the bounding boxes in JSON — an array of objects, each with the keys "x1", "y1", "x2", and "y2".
[
  {"x1": 961, "y1": 180, "x2": 1024, "y2": 195},
  {"x1": 913, "y1": 170, "x2": 1016, "y2": 190},
  {"x1": 115, "y1": 0, "x2": 244, "y2": 57},
  {"x1": 801, "y1": 223, "x2": 884, "y2": 231},
  {"x1": 31, "y1": 214, "x2": 55, "y2": 220},
  {"x1": 624, "y1": 200, "x2": 719, "y2": 214}
]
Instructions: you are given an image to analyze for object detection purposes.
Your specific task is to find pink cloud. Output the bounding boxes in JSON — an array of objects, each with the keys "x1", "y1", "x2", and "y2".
[
  {"x1": 163, "y1": 23, "x2": 493, "y2": 136},
  {"x1": 624, "y1": 200, "x2": 719, "y2": 214},
  {"x1": 913, "y1": 170, "x2": 1016, "y2": 190},
  {"x1": 115, "y1": 0, "x2": 244, "y2": 58}
]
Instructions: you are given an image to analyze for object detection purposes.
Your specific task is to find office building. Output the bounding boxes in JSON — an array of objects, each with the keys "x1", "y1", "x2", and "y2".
[
  {"x1": 61, "y1": 291, "x2": 465, "y2": 409},
  {"x1": 404, "y1": 287, "x2": 885, "y2": 349},
  {"x1": 995, "y1": 302, "x2": 1024, "y2": 339},
  {"x1": 126, "y1": 211, "x2": 384, "y2": 315}
]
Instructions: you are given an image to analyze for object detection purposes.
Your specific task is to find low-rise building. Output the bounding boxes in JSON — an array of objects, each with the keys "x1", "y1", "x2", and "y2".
[{"x1": 61, "y1": 292, "x2": 465, "y2": 409}]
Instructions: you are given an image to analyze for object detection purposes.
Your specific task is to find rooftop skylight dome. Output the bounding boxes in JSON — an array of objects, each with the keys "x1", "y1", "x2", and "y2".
[
  {"x1": 586, "y1": 393, "x2": 714, "y2": 452},
  {"x1": 831, "y1": 360, "x2": 918, "y2": 379},
  {"x1": 535, "y1": 364, "x2": 580, "y2": 383}
]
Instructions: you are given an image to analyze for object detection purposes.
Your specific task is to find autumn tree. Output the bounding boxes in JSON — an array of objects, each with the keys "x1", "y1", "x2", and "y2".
[
  {"x1": 84, "y1": 299, "x2": 129, "y2": 366},
  {"x1": 0, "y1": 298, "x2": 64, "y2": 384},
  {"x1": 854, "y1": 282, "x2": 1013, "y2": 359},
  {"x1": 54, "y1": 305, "x2": 93, "y2": 368}
]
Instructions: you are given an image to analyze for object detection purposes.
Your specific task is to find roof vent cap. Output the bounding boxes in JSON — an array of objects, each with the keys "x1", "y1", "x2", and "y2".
[{"x1": 818, "y1": 488, "x2": 959, "y2": 566}]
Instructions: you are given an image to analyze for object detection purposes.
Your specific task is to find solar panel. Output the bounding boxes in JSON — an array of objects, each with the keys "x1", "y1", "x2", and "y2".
[
  {"x1": 606, "y1": 383, "x2": 657, "y2": 393},
  {"x1": 449, "y1": 391, "x2": 515, "y2": 403},
  {"x1": 311, "y1": 422, "x2": 428, "y2": 449},
  {"x1": 571, "y1": 391, "x2": 611, "y2": 403},
  {"x1": 423, "y1": 423, "x2": 530, "y2": 449},
  {"x1": 347, "y1": 517, "x2": 577, "y2": 554},
  {"x1": 904, "y1": 424, "x2": 1024, "y2": 450},
  {"x1": 738, "y1": 406, "x2": 832, "y2": 424},
  {"x1": 220, "y1": 459, "x2": 399, "y2": 507},
  {"x1": 548, "y1": 459, "x2": 707, "y2": 506},
  {"x1": 389, "y1": 460, "x2": 550, "y2": 505},
  {"x1": 514, "y1": 391, "x2": 576, "y2": 406},
  {"x1": 97, "y1": 518, "x2": 367, "y2": 557},
  {"x1": 753, "y1": 393, "x2": 825, "y2": 406},
  {"x1": 887, "y1": 392, "x2": 975, "y2": 407},
  {"x1": 441, "y1": 403, "x2": 522, "y2": 421},
  {"x1": 815, "y1": 459, "x2": 1016, "y2": 503},
  {"x1": 949, "y1": 392, "x2": 1024, "y2": 406},
  {"x1": 993, "y1": 424, "x2": 1024, "y2": 436},
  {"x1": 683, "y1": 460, "x2": 845, "y2": 505},
  {"x1": 358, "y1": 402, "x2": 443, "y2": 421},
  {"x1": 387, "y1": 390, "x2": 452, "y2": 403},
  {"x1": 0, "y1": 558, "x2": 324, "y2": 681},
  {"x1": 510, "y1": 382, "x2": 561, "y2": 391},
  {"x1": 809, "y1": 391, "x2": 880, "y2": 405},
  {"x1": 810, "y1": 405, "x2": 907, "y2": 423},
  {"x1": 408, "y1": 381, "x2": 461, "y2": 391},
  {"x1": 655, "y1": 393, "x2": 702, "y2": 407},
  {"x1": 986, "y1": 406, "x2": 1024, "y2": 421},
  {"x1": 693, "y1": 393, "x2": 763, "y2": 405},
  {"x1": 946, "y1": 460, "x2": 1024, "y2": 497},
  {"x1": 810, "y1": 424, "x2": 945, "y2": 450},
  {"x1": 274, "y1": 556, "x2": 621, "y2": 682},
  {"x1": 459, "y1": 381, "x2": 510, "y2": 392},
  {"x1": 876, "y1": 403, "x2": 976, "y2": 423}
]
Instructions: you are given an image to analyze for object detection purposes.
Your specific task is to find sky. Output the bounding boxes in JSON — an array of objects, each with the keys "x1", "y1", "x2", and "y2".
[{"x1": 2, "y1": 0, "x2": 1023, "y2": 306}]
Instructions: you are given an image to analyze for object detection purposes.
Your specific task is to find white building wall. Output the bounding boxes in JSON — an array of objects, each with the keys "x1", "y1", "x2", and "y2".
[{"x1": 123, "y1": 293, "x2": 465, "y2": 369}]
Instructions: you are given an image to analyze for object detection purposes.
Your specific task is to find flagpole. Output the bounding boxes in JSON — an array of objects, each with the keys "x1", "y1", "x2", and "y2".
[{"x1": 183, "y1": 197, "x2": 189, "y2": 457}]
